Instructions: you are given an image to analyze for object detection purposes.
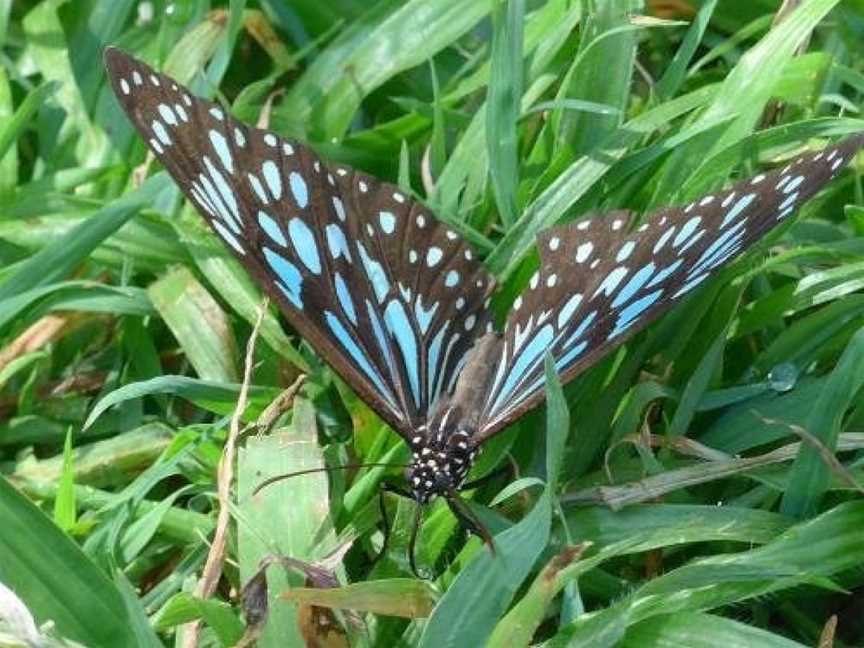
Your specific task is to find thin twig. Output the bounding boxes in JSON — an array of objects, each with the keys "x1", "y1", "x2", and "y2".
[{"x1": 182, "y1": 297, "x2": 268, "y2": 648}]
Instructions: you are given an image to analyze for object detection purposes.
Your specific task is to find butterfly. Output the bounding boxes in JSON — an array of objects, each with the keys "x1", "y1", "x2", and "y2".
[{"x1": 104, "y1": 47, "x2": 863, "y2": 518}]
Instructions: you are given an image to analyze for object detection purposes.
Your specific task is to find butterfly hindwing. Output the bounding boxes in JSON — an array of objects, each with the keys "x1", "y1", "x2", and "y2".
[
  {"x1": 104, "y1": 47, "x2": 495, "y2": 438},
  {"x1": 474, "y1": 134, "x2": 864, "y2": 439}
]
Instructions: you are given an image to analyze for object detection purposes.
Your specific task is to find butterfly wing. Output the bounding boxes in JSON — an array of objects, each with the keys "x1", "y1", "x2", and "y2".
[
  {"x1": 472, "y1": 134, "x2": 864, "y2": 440},
  {"x1": 104, "y1": 47, "x2": 495, "y2": 438}
]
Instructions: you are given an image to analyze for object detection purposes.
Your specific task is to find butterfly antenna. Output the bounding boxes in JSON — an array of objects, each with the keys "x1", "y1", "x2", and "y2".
[{"x1": 251, "y1": 462, "x2": 408, "y2": 496}]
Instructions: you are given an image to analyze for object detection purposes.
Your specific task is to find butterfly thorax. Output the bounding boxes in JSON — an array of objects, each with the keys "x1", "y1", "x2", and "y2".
[{"x1": 407, "y1": 427, "x2": 477, "y2": 503}]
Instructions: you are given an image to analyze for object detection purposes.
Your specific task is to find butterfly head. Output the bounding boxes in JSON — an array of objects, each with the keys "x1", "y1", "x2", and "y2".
[{"x1": 406, "y1": 427, "x2": 477, "y2": 504}]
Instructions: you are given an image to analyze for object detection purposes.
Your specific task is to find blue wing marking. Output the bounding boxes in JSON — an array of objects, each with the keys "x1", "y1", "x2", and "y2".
[
  {"x1": 263, "y1": 247, "x2": 303, "y2": 309},
  {"x1": 384, "y1": 300, "x2": 421, "y2": 407},
  {"x1": 324, "y1": 310, "x2": 398, "y2": 413}
]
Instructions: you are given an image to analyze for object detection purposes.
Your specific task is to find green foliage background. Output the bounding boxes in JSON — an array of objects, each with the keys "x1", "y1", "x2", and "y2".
[{"x1": 1, "y1": 0, "x2": 864, "y2": 646}]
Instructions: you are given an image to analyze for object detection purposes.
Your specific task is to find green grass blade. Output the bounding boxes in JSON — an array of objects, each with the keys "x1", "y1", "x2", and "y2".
[
  {"x1": 655, "y1": 0, "x2": 718, "y2": 100},
  {"x1": 0, "y1": 477, "x2": 138, "y2": 647},
  {"x1": 279, "y1": 0, "x2": 489, "y2": 140},
  {"x1": 486, "y1": 0, "x2": 524, "y2": 227},
  {"x1": 148, "y1": 267, "x2": 240, "y2": 383},
  {"x1": 781, "y1": 327, "x2": 864, "y2": 517},
  {"x1": 84, "y1": 376, "x2": 280, "y2": 429},
  {"x1": 0, "y1": 174, "x2": 172, "y2": 302}
]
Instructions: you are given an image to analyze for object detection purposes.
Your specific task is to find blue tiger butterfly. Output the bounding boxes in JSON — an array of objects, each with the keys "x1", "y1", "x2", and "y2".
[{"x1": 104, "y1": 47, "x2": 863, "y2": 513}]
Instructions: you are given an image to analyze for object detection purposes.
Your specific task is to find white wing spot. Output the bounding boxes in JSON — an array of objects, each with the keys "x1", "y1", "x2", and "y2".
[
  {"x1": 151, "y1": 120, "x2": 171, "y2": 146},
  {"x1": 514, "y1": 296, "x2": 523, "y2": 310},
  {"x1": 546, "y1": 274, "x2": 558, "y2": 288},
  {"x1": 379, "y1": 211, "x2": 396, "y2": 234},
  {"x1": 150, "y1": 74, "x2": 160, "y2": 86},
  {"x1": 549, "y1": 236, "x2": 560, "y2": 251},
  {"x1": 557, "y1": 293, "x2": 582, "y2": 328},
  {"x1": 120, "y1": 78, "x2": 130, "y2": 95},
  {"x1": 283, "y1": 143, "x2": 294, "y2": 156},
  {"x1": 612, "y1": 218, "x2": 624, "y2": 230},
  {"x1": 213, "y1": 221, "x2": 245, "y2": 255},
  {"x1": 174, "y1": 104, "x2": 188, "y2": 122},
  {"x1": 445, "y1": 270, "x2": 460, "y2": 287},
  {"x1": 673, "y1": 217, "x2": 701, "y2": 247},
  {"x1": 262, "y1": 160, "x2": 282, "y2": 200},
  {"x1": 209, "y1": 107, "x2": 224, "y2": 121},
  {"x1": 234, "y1": 127, "x2": 245, "y2": 147},
  {"x1": 289, "y1": 172, "x2": 308, "y2": 208},
  {"x1": 332, "y1": 197, "x2": 346, "y2": 222},
  {"x1": 133, "y1": 71, "x2": 142, "y2": 85},
  {"x1": 416, "y1": 214, "x2": 426, "y2": 228},
  {"x1": 465, "y1": 315, "x2": 477, "y2": 331},
  {"x1": 700, "y1": 195, "x2": 715, "y2": 206},
  {"x1": 616, "y1": 240, "x2": 635, "y2": 262},
  {"x1": 783, "y1": 175, "x2": 805, "y2": 194},
  {"x1": 464, "y1": 249, "x2": 473, "y2": 260},
  {"x1": 248, "y1": 173, "x2": 268, "y2": 204},
  {"x1": 575, "y1": 242, "x2": 593, "y2": 263},
  {"x1": 158, "y1": 104, "x2": 177, "y2": 126},
  {"x1": 577, "y1": 220, "x2": 590, "y2": 230},
  {"x1": 456, "y1": 297, "x2": 465, "y2": 309},
  {"x1": 264, "y1": 133, "x2": 277, "y2": 147},
  {"x1": 426, "y1": 247, "x2": 443, "y2": 267},
  {"x1": 409, "y1": 250, "x2": 418, "y2": 263},
  {"x1": 209, "y1": 129, "x2": 233, "y2": 173},
  {"x1": 529, "y1": 272, "x2": 539, "y2": 290},
  {"x1": 751, "y1": 174, "x2": 765, "y2": 185},
  {"x1": 594, "y1": 266, "x2": 629, "y2": 297},
  {"x1": 359, "y1": 180, "x2": 368, "y2": 192},
  {"x1": 394, "y1": 192, "x2": 405, "y2": 203}
]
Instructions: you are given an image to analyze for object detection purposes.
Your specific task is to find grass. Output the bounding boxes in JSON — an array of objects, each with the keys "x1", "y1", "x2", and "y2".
[{"x1": 1, "y1": 0, "x2": 864, "y2": 646}]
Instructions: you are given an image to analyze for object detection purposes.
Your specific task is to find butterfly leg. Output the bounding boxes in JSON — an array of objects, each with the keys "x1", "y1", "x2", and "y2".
[
  {"x1": 407, "y1": 503, "x2": 425, "y2": 578},
  {"x1": 368, "y1": 481, "x2": 414, "y2": 573},
  {"x1": 445, "y1": 491, "x2": 496, "y2": 557}
]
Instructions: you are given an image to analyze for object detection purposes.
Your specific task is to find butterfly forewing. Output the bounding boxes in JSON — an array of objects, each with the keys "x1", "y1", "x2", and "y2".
[
  {"x1": 104, "y1": 47, "x2": 494, "y2": 438},
  {"x1": 474, "y1": 134, "x2": 864, "y2": 440}
]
